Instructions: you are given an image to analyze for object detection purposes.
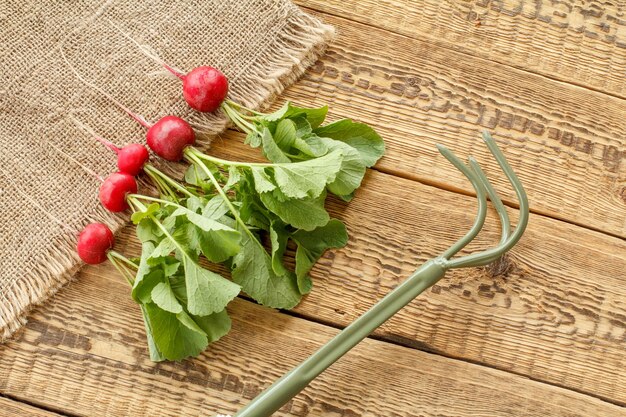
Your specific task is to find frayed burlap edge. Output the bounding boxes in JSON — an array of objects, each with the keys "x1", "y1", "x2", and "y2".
[{"x1": 0, "y1": 12, "x2": 335, "y2": 342}]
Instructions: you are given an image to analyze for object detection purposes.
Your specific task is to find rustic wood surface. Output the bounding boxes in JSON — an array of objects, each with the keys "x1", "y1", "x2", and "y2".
[
  {"x1": 208, "y1": 136, "x2": 626, "y2": 405},
  {"x1": 1, "y1": 267, "x2": 624, "y2": 417},
  {"x1": 296, "y1": 0, "x2": 626, "y2": 100},
  {"x1": 1, "y1": 1, "x2": 625, "y2": 416}
]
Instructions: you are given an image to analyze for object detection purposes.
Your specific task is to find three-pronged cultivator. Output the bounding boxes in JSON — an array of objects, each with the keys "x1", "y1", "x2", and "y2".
[{"x1": 222, "y1": 132, "x2": 529, "y2": 417}]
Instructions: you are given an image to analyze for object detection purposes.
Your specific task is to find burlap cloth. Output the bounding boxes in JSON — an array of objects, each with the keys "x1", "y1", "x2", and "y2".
[{"x1": 0, "y1": 0, "x2": 334, "y2": 341}]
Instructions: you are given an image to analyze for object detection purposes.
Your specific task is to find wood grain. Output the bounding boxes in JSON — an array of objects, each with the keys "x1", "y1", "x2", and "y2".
[
  {"x1": 264, "y1": 11, "x2": 626, "y2": 237},
  {"x1": 295, "y1": 0, "x2": 626, "y2": 100},
  {"x1": 144, "y1": 133, "x2": 626, "y2": 405},
  {"x1": 2, "y1": 2, "x2": 625, "y2": 415},
  {"x1": 0, "y1": 265, "x2": 623, "y2": 417},
  {"x1": 0, "y1": 397, "x2": 63, "y2": 417}
]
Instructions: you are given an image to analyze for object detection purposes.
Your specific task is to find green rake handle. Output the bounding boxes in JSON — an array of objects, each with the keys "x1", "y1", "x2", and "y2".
[
  {"x1": 228, "y1": 132, "x2": 529, "y2": 417},
  {"x1": 235, "y1": 259, "x2": 446, "y2": 417}
]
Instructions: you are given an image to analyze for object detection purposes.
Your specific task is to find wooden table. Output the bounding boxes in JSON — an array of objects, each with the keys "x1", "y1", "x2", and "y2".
[{"x1": 2, "y1": 1, "x2": 625, "y2": 416}]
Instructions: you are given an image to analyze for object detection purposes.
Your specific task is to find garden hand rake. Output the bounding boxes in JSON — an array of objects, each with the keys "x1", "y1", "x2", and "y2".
[{"x1": 220, "y1": 131, "x2": 529, "y2": 417}]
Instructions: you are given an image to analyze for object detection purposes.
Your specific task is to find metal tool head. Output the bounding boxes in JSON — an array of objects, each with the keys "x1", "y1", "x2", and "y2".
[{"x1": 436, "y1": 131, "x2": 529, "y2": 269}]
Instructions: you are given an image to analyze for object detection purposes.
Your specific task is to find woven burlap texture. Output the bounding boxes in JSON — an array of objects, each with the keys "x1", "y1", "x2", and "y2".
[{"x1": 0, "y1": 0, "x2": 334, "y2": 341}]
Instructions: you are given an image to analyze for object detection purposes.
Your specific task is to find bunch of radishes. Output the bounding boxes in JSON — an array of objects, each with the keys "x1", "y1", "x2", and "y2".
[
  {"x1": 72, "y1": 61, "x2": 252, "y2": 361},
  {"x1": 77, "y1": 65, "x2": 229, "y2": 264},
  {"x1": 71, "y1": 34, "x2": 384, "y2": 361}
]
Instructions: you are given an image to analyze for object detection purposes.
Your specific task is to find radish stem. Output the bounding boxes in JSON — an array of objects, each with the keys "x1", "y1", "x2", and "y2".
[
  {"x1": 144, "y1": 164, "x2": 194, "y2": 198},
  {"x1": 144, "y1": 169, "x2": 177, "y2": 200},
  {"x1": 185, "y1": 147, "x2": 256, "y2": 167},
  {"x1": 222, "y1": 103, "x2": 254, "y2": 133},
  {"x1": 184, "y1": 150, "x2": 256, "y2": 242},
  {"x1": 108, "y1": 250, "x2": 139, "y2": 269},
  {"x1": 107, "y1": 252, "x2": 136, "y2": 286},
  {"x1": 162, "y1": 63, "x2": 186, "y2": 80},
  {"x1": 128, "y1": 194, "x2": 191, "y2": 211},
  {"x1": 224, "y1": 100, "x2": 263, "y2": 116},
  {"x1": 126, "y1": 196, "x2": 189, "y2": 257}
]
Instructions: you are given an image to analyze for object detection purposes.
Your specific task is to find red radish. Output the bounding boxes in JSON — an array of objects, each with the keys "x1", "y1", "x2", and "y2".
[
  {"x1": 163, "y1": 65, "x2": 228, "y2": 113},
  {"x1": 146, "y1": 116, "x2": 195, "y2": 161},
  {"x1": 179, "y1": 66, "x2": 229, "y2": 113},
  {"x1": 117, "y1": 144, "x2": 150, "y2": 175},
  {"x1": 77, "y1": 223, "x2": 115, "y2": 264},
  {"x1": 95, "y1": 137, "x2": 149, "y2": 176},
  {"x1": 99, "y1": 172, "x2": 137, "y2": 212},
  {"x1": 87, "y1": 101, "x2": 194, "y2": 162}
]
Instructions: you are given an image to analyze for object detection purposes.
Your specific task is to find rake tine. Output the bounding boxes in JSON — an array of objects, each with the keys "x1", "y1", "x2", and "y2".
[
  {"x1": 436, "y1": 144, "x2": 488, "y2": 260},
  {"x1": 468, "y1": 156, "x2": 511, "y2": 244},
  {"x1": 466, "y1": 157, "x2": 513, "y2": 266},
  {"x1": 448, "y1": 132, "x2": 529, "y2": 269}
]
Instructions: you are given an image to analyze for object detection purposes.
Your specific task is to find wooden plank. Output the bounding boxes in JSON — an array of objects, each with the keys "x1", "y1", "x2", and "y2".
[
  {"x1": 0, "y1": 397, "x2": 63, "y2": 417},
  {"x1": 265, "y1": 11, "x2": 626, "y2": 237},
  {"x1": 156, "y1": 133, "x2": 626, "y2": 405},
  {"x1": 296, "y1": 0, "x2": 626, "y2": 100},
  {"x1": 0, "y1": 265, "x2": 623, "y2": 417}
]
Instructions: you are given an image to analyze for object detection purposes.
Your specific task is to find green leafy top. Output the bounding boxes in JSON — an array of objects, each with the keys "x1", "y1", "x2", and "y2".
[
  {"x1": 111, "y1": 99, "x2": 384, "y2": 362},
  {"x1": 117, "y1": 195, "x2": 243, "y2": 361},
  {"x1": 227, "y1": 101, "x2": 384, "y2": 201}
]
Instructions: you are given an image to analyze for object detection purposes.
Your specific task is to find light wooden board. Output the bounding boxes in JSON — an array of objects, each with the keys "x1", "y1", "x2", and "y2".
[
  {"x1": 0, "y1": 266, "x2": 623, "y2": 417},
  {"x1": 267, "y1": 11, "x2": 626, "y2": 237},
  {"x1": 296, "y1": 0, "x2": 626, "y2": 100},
  {"x1": 0, "y1": 397, "x2": 62, "y2": 417}
]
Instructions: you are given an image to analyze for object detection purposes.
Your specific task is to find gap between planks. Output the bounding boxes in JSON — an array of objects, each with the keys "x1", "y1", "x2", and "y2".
[
  {"x1": 0, "y1": 393, "x2": 72, "y2": 417},
  {"x1": 233, "y1": 289, "x2": 626, "y2": 408},
  {"x1": 300, "y1": 0, "x2": 626, "y2": 240},
  {"x1": 266, "y1": 5, "x2": 626, "y2": 238},
  {"x1": 2, "y1": 270, "x2": 624, "y2": 417},
  {"x1": 373, "y1": 164, "x2": 626, "y2": 241},
  {"x1": 4, "y1": 155, "x2": 623, "y2": 412},
  {"x1": 54, "y1": 264, "x2": 626, "y2": 411}
]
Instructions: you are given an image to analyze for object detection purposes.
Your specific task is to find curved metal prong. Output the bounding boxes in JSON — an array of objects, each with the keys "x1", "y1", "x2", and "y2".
[
  {"x1": 448, "y1": 132, "x2": 529, "y2": 269},
  {"x1": 468, "y1": 157, "x2": 511, "y2": 244},
  {"x1": 466, "y1": 157, "x2": 512, "y2": 266},
  {"x1": 437, "y1": 144, "x2": 488, "y2": 260}
]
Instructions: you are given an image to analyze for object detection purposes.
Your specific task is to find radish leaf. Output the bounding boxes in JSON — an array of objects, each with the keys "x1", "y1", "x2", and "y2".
[
  {"x1": 271, "y1": 150, "x2": 343, "y2": 199},
  {"x1": 262, "y1": 102, "x2": 328, "y2": 128},
  {"x1": 292, "y1": 219, "x2": 348, "y2": 290},
  {"x1": 269, "y1": 220, "x2": 289, "y2": 276},
  {"x1": 260, "y1": 190, "x2": 329, "y2": 231},
  {"x1": 313, "y1": 119, "x2": 385, "y2": 167},
  {"x1": 183, "y1": 256, "x2": 240, "y2": 316},
  {"x1": 143, "y1": 303, "x2": 208, "y2": 361},
  {"x1": 231, "y1": 225, "x2": 301, "y2": 309},
  {"x1": 151, "y1": 281, "x2": 183, "y2": 314}
]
